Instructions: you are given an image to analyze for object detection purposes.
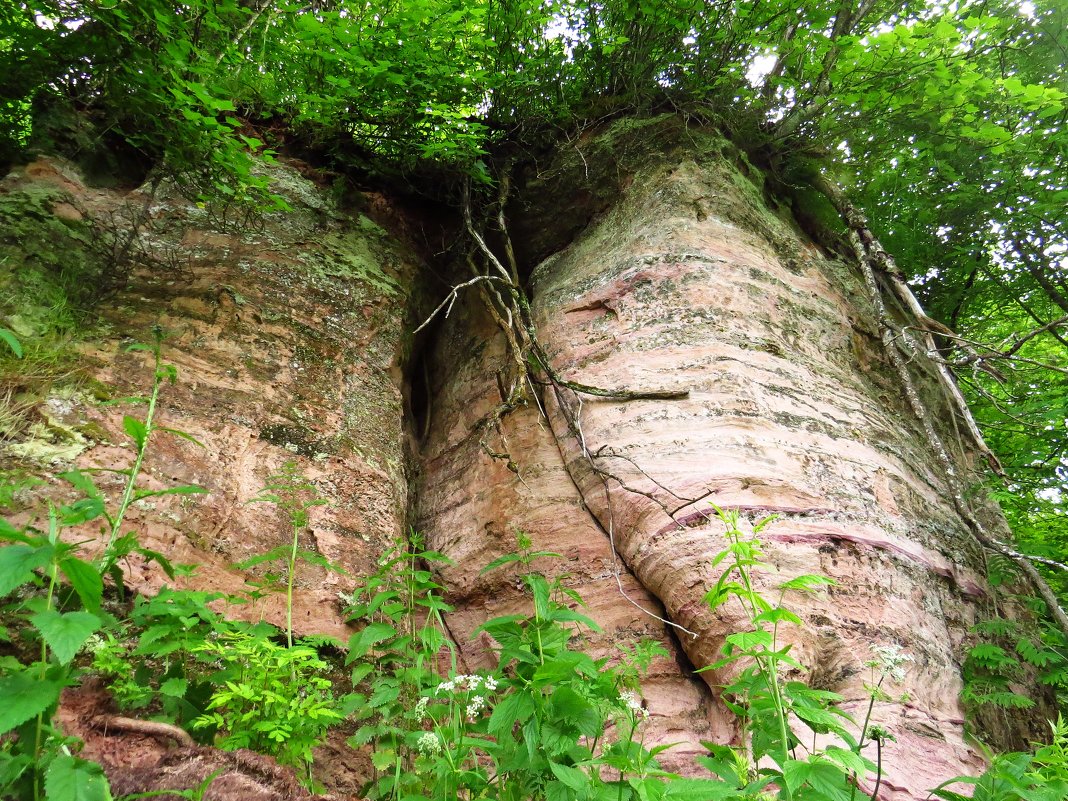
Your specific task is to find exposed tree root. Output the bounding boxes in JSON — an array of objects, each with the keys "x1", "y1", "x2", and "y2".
[
  {"x1": 418, "y1": 174, "x2": 700, "y2": 638},
  {"x1": 815, "y1": 172, "x2": 1068, "y2": 642},
  {"x1": 91, "y1": 715, "x2": 196, "y2": 747}
]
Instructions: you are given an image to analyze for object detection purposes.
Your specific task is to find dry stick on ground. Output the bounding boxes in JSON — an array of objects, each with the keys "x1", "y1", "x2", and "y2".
[
  {"x1": 91, "y1": 715, "x2": 195, "y2": 747},
  {"x1": 816, "y1": 173, "x2": 1068, "y2": 641}
]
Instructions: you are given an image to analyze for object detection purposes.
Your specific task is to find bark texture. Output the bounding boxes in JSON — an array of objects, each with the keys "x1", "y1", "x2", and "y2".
[{"x1": 0, "y1": 116, "x2": 1051, "y2": 799}]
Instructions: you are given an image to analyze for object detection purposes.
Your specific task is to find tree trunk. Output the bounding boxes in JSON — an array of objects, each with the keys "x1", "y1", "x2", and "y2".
[{"x1": 0, "y1": 116, "x2": 1051, "y2": 799}]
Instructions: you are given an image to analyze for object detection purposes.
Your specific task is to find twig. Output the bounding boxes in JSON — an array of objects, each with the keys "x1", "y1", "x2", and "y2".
[{"x1": 413, "y1": 274, "x2": 508, "y2": 334}]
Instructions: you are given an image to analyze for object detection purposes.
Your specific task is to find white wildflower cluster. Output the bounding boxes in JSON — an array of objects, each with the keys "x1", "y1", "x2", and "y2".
[
  {"x1": 436, "y1": 673, "x2": 498, "y2": 693},
  {"x1": 466, "y1": 695, "x2": 486, "y2": 720},
  {"x1": 416, "y1": 731, "x2": 442, "y2": 756},
  {"x1": 413, "y1": 696, "x2": 429, "y2": 721},
  {"x1": 866, "y1": 643, "x2": 914, "y2": 684},
  {"x1": 416, "y1": 674, "x2": 501, "y2": 724},
  {"x1": 619, "y1": 690, "x2": 647, "y2": 718},
  {"x1": 80, "y1": 633, "x2": 107, "y2": 656}
]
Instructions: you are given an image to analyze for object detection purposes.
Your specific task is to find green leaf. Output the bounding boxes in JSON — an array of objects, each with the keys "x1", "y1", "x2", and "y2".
[
  {"x1": 30, "y1": 610, "x2": 102, "y2": 665},
  {"x1": 753, "y1": 607, "x2": 803, "y2": 627},
  {"x1": 157, "y1": 427, "x2": 206, "y2": 447},
  {"x1": 0, "y1": 517, "x2": 27, "y2": 542},
  {"x1": 724, "y1": 630, "x2": 773, "y2": 652},
  {"x1": 133, "y1": 484, "x2": 208, "y2": 501},
  {"x1": 368, "y1": 682, "x2": 400, "y2": 709},
  {"x1": 123, "y1": 416, "x2": 148, "y2": 450},
  {"x1": 822, "y1": 745, "x2": 870, "y2": 777},
  {"x1": 549, "y1": 761, "x2": 588, "y2": 792},
  {"x1": 370, "y1": 749, "x2": 396, "y2": 771},
  {"x1": 235, "y1": 543, "x2": 293, "y2": 568},
  {"x1": 59, "y1": 470, "x2": 103, "y2": 499},
  {"x1": 135, "y1": 547, "x2": 177, "y2": 580},
  {"x1": 488, "y1": 688, "x2": 535, "y2": 736},
  {"x1": 0, "y1": 328, "x2": 23, "y2": 358},
  {"x1": 0, "y1": 671, "x2": 64, "y2": 734},
  {"x1": 60, "y1": 557, "x2": 104, "y2": 612},
  {"x1": 59, "y1": 497, "x2": 105, "y2": 526},
  {"x1": 160, "y1": 677, "x2": 188, "y2": 698},
  {"x1": 347, "y1": 622, "x2": 397, "y2": 658},
  {"x1": 929, "y1": 792, "x2": 973, "y2": 801},
  {"x1": 480, "y1": 552, "x2": 524, "y2": 574},
  {"x1": 664, "y1": 778, "x2": 742, "y2": 800},
  {"x1": 44, "y1": 755, "x2": 113, "y2": 801},
  {"x1": 782, "y1": 757, "x2": 853, "y2": 800},
  {"x1": 779, "y1": 574, "x2": 835, "y2": 592},
  {"x1": 547, "y1": 607, "x2": 602, "y2": 631},
  {"x1": 0, "y1": 544, "x2": 51, "y2": 596}
]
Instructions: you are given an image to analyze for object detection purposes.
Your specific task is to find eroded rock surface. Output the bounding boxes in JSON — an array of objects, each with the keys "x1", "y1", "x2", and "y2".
[
  {"x1": 420, "y1": 118, "x2": 1049, "y2": 798},
  {"x1": 1, "y1": 156, "x2": 434, "y2": 795},
  {"x1": 0, "y1": 157, "x2": 426, "y2": 640},
  {"x1": 0, "y1": 118, "x2": 1050, "y2": 800}
]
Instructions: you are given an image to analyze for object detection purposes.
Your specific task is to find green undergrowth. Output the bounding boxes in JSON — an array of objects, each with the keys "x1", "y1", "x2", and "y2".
[
  {"x1": 0, "y1": 187, "x2": 108, "y2": 446},
  {"x1": 0, "y1": 334, "x2": 1067, "y2": 801},
  {"x1": 963, "y1": 553, "x2": 1068, "y2": 713}
]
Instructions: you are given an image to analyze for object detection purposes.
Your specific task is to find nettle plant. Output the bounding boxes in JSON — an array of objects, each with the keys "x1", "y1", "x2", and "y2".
[
  {"x1": 236, "y1": 459, "x2": 339, "y2": 648},
  {"x1": 344, "y1": 532, "x2": 724, "y2": 801},
  {"x1": 92, "y1": 459, "x2": 346, "y2": 787},
  {"x1": 0, "y1": 332, "x2": 201, "y2": 801},
  {"x1": 341, "y1": 532, "x2": 457, "y2": 798},
  {"x1": 694, "y1": 507, "x2": 900, "y2": 801},
  {"x1": 334, "y1": 520, "x2": 945, "y2": 801}
]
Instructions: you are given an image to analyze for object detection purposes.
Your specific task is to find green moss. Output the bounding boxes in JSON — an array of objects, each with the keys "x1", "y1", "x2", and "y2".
[
  {"x1": 0, "y1": 185, "x2": 106, "y2": 390},
  {"x1": 74, "y1": 420, "x2": 110, "y2": 443},
  {"x1": 355, "y1": 213, "x2": 386, "y2": 236},
  {"x1": 304, "y1": 228, "x2": 404, "y2": 299},
  {"x1": 0, "y1": 185, "x2": 111, "y2": 458},
  {"x1": 0, "y1": 186, "x2": 97, "y2": 310}
]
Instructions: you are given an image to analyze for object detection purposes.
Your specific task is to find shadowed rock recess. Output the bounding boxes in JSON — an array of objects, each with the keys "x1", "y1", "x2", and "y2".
[{"x1": 0, "y1": 117, "x2": 1049, "y2": 799}]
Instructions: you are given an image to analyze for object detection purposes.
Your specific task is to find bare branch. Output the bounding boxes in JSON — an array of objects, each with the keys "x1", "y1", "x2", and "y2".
[{"x1": 413, "y1": 274, "x2": 508, "y2": 334}]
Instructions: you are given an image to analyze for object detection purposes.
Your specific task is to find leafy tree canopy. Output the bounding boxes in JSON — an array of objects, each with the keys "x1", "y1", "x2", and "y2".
[{"x1": 1, "y1": 0, "x2": 1067, "y2": 578}]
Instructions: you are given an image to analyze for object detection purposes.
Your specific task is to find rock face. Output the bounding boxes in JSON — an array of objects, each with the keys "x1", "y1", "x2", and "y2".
[
  {"x1": 418, "y1": 117, "x2": 1048, "y2": 799},
  {"x1": 0, "y1": 117, "x2": 1048, "y2": 799},
  {"x1": 0, "y1": 157, "x2": 426, "y2": 641}
]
